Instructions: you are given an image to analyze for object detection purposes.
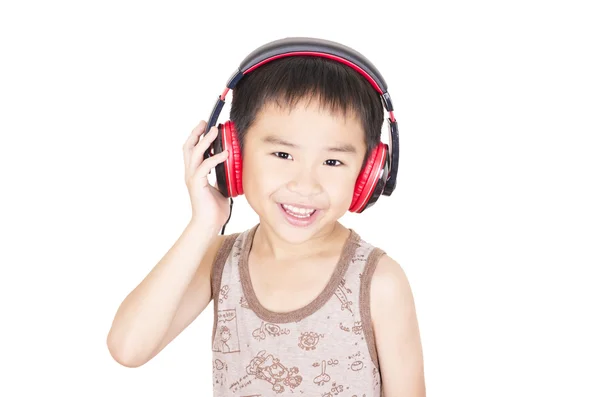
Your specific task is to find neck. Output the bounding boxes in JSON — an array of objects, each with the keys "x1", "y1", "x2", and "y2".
[{"x1": 252, "y1": 221, "x2": 348, "y2": 262}]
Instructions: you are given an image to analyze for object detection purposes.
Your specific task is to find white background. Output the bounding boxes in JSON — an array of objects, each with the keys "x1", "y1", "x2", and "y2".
[{"x1": 1, "y1": 0, "x2": 598, "y2": 396}]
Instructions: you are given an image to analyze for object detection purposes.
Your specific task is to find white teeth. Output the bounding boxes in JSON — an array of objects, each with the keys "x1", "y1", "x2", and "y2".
[{"x1": 282, "y1": 204, "x2": 316, "y2": 218}]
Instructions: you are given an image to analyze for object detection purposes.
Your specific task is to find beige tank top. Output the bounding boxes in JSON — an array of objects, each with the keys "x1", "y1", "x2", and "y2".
[{"x1": 210, "y1": 223, "x2": 386, "y2": 396}]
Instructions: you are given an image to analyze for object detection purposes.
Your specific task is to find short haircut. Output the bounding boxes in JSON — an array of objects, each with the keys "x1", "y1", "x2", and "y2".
[{"x1": 229, "y1": 56, "x2": 384, "y2": 169}]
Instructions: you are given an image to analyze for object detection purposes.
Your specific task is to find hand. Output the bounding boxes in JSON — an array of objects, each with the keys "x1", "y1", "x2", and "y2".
[{"x1": 182, "y1": 120, "x2": 231, "y2": 230}]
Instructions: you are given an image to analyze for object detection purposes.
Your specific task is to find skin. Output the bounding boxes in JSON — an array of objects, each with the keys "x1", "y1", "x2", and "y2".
[
  {"x1": 239, "y1": 97, "x2": 426, "y2": 396},
  {"x1": 242, "y1": 98, "x2": 366, "y2": 258}
]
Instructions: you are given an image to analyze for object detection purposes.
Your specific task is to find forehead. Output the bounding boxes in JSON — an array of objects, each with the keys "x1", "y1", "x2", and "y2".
[{"x1": 248, "y1": 98, "x2": 366, "y2": 150}]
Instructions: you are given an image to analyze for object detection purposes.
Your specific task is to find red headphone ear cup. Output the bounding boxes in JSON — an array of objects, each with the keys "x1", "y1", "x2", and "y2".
[
  {"x1": 223, "y1": 120, "x2": 243, "y2": 196},
  {"x1": 350, "y1": 143, "x2": 387, "y2": 212}
]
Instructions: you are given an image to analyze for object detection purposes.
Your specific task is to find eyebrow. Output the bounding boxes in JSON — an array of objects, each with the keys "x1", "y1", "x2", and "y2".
[{"x1": 261, "y1": 135, "x2": 357, "y2": 153}]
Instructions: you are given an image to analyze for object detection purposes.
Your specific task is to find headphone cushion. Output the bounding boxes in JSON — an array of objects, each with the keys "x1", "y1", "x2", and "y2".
[
  {"x1": 224, "y1": 120, "x2": 244, "y2": 196},
  {"x1": 350, "y1": 143, "x2": 387, "y2": 212}
]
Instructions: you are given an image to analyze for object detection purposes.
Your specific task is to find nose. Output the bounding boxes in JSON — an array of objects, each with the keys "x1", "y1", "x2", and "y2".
[{"x1": 286, "y1": 166, "x2": 322, "y2": 197}]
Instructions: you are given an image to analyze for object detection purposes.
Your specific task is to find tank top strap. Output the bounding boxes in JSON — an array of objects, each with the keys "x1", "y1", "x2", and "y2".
[
  {"x1": 358, "y1": 245, "x2": 386, "y2": 370},
  {"x1": 211, "y1": 232, "x2": 241, "y2": 302},
  {"x1": 338, "y1": 232, "x2": 387, "y2": 370},
  {"x1": 210, "y1": 231, "x2": 243, "y2": 344}
]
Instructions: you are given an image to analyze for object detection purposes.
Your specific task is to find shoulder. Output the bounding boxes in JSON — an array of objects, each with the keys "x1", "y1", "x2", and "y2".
[
  {"x1": 369, "y1": 254, "x2": 417, "y2": 328},
  {"x1": 208, "y1": 231, "x2": 243, "y2": 278},
  {"x1": 355, "y1": 240, "x2": 414, "y2": 319},
  {"x1": 368, "y1": 254, "x2": 425, "y2": 394},
  {"x1": 370, "y1": 254, "x2": 411, "y2": 303},
  {"x1": 352, "y1": 231, "x2": 407, "y2": 294}
]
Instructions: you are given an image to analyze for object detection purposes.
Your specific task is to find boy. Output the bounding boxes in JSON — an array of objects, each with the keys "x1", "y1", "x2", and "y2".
[{"x1": 107, "y1": 51, "x2": 425, "y2": 396}]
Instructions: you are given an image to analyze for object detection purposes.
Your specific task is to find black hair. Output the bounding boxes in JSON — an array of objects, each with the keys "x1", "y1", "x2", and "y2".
[{"x1": 229, "y1": 56, "x2": 384, "y2": 169}]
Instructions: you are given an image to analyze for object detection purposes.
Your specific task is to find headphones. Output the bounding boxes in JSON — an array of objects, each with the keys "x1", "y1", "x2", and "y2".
[{"x1": 202, "y1": 37, "x2": 399, "y2": 234}]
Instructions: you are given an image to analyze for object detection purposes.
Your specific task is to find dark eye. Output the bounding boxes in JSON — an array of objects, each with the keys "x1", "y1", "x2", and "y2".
[
  {"x1": 273, "y1": 152, "x2": 292, "y2": 160},
  {"x1": 324, "y1": 159, "x2": 343, "y2": 167}
]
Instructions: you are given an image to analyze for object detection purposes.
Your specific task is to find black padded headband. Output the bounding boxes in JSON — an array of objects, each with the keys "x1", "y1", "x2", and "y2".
[{"x1": 222, "y1": 37, "x2": 394, "y2": 113}]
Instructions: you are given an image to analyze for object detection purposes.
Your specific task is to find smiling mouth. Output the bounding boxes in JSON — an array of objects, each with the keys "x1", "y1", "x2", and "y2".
[{"x1": 280, "y1": 203, "x2": 317, "y2": 218}]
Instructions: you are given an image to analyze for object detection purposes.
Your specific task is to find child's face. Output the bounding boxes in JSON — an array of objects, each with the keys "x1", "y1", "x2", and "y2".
[{"x1": 242, "y1": 98, "x2": 366, "y2": 239}]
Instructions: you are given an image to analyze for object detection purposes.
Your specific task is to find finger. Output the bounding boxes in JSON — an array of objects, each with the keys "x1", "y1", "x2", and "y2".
[
  {"x1": 195, "y1": 150, "x2": 229, "y2": 178},
  {"x1": 183, "y1": 121, "x2": 206, "y2": 169},
  {"x1": 183, "y1": 120, "x2": 207, "y2": 151},
  {"x1": 187, "y1": 149, "x2": 228, "y2": 186},
  {"x1": 188, "y1": 126, "x2": 219, "y2": 171},
  {"x1": 183, "y1": 121, "x2": 207, "y2": 166}
]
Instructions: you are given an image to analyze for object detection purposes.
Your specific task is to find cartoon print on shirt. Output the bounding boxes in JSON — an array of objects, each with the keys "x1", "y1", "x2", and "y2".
[
  {"x1": 214, "y1": 359, "x2": 226, "y2": 371},
  {"x1": 298, "y1": 331, "x2": 323, "y2": 351},
  {"x1": 219, "y1": 285, "x2": 229, "y2": 304},
  {"x1": 339, "y1": 320, "x2": 362, "y2": 338},
  {"x1": 214, "y1": 325, "x2": 233, "y2": 353},
  {"x1": 334, "y1": 285, "x2": 353, "y2": 314},
  {"x1": 339, "y1": 322, "x2": 350, "y2": 333},
  {"x1": 328, "y1": 381, "x2": 345, "y2": 395},
  {"x1": 312, "y1": 358, "x2": 339, "y2": 368},
  {"x1": 213, "y1": 359, "x2": 227, "y2": 388},
  {"x1": 213, "y1": 370, "x2": 224, "y2": 388},
  {"x1": 213, "y1": 309, "x2": 241, "y2": 353},
  {"x1": 230, "y1": 374, "x2": 255, "y2": 393},
  {"x1": 350, "y1": 361, "x2": 364, "y2": 371},
  {"x1": 240, "y1": 296, "x2": 249, "y2": 309},
  {"x1": 314, "y1": 360, "x2": 331, "y2": 386},
  {"x1": 340, "y1": 277, "x2": 352, "y2": 294},
  {"x1": 347, "y1": 351, "x2": 367, "y2": 372},
  {"x1": 246, "y1": 350, "x2": 302, "y2": 393},
  {"x1": 232, "y1": 239, "x2": 243, "y2": 258},
  {"x1": 352, "y1": 321, "x2": 363, "y2": 335},
  {"x1": 252, "y1": 321, "x2": 291, "y2": 341},
  {"x1": 314, "y1": 362, "x2": 346, "y2": 395},
  {"x1": 351, "y1": 250, "x2": 366, "y2": 265}
]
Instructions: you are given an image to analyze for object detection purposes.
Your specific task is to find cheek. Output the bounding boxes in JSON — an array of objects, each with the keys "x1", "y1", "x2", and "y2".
[
  {"x1": 241, "y1": 155, "x2": 281, "y2": 194},
  {"x1": 323, "y1": 172, "x2": 359, "y2": 205}
]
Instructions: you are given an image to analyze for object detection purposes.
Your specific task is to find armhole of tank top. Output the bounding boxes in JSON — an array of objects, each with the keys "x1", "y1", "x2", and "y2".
[
  {"x1": 211, "y1": 232, "x2": 240, "y2": 345},
  {"x1": 359, "y1": 246, "x2": 386, "y2": 370}
]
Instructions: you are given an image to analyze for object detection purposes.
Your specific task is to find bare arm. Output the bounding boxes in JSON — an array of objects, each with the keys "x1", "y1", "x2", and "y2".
[
  {"x1": 371, "y1": 255, "x2": 426, "y2": 397},
  {"x1": 106, "y1": 220, "x2": 224, "y2": 368}
]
